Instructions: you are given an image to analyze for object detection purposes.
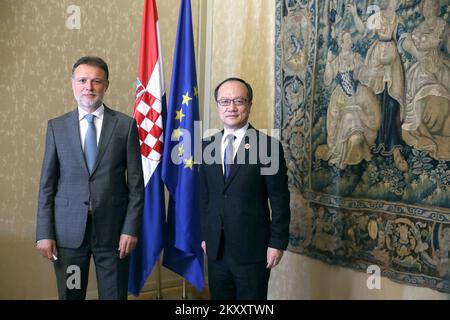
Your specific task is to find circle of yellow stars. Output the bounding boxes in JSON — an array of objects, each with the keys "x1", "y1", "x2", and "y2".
[{"x1": 172, "y1": 86, "x2": 198, "y2": 170}]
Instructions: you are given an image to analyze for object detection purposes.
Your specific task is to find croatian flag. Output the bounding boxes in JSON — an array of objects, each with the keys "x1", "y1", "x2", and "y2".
[{"x1": 128, "y1": 0, "x2": 166, "y2": 296}]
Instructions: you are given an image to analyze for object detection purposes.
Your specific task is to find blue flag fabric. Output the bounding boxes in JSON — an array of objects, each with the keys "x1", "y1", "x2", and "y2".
[
  {"x1": 128, "y1": 168, "x2": 165, "y2": 295},
  {"x1": 162, "y1": 0, "x2": 204, "y2": 292}
]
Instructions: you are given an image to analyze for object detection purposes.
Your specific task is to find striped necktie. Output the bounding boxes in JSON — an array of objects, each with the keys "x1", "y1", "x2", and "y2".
[{"x1": 224, "y1": 134, "x2": 235, "y2": 181}]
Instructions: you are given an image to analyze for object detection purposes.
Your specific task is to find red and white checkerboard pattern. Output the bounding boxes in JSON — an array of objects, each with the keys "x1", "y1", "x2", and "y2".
[{"x1": 134, "y1": 89, "x2": 163, "y2": 161}]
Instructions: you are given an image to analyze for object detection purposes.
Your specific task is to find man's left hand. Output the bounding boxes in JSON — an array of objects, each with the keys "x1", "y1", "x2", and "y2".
[
  {"x1": 118, "y1": 234, "x2": 138, "y2": 259},
  {"x1": 266, "y1": 247, "x2": 284, "y2": 269}
]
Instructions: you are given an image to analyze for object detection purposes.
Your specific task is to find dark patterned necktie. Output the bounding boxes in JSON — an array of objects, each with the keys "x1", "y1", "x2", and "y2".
[{"x1": 224, "y1": 134, "x2": 235, "y2": 180}]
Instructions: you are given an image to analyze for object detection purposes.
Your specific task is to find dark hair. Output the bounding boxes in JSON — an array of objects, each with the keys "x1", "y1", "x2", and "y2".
[
  {"x1": 72, "y1": 56, "x2": 109, "y2": 80},
  {"x1": 214, "y1": 77, "x2": 253, "y2": 102}
]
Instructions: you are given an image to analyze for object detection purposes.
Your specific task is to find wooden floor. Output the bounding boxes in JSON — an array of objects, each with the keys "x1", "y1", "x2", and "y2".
[{"x1": 128, "y1": 285, "x2": 210, "y2": 300}]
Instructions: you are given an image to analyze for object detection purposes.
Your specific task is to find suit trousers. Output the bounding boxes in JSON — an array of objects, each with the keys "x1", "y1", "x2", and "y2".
[
  {"x1": 207, "y1": 231, "x2": 270, "y2": 300},
  {"x1": 53, "y1": 215, "x2": 130, "y2": 300}
]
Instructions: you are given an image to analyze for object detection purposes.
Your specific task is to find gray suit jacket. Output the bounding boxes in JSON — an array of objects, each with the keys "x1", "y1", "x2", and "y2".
[{"x1": 36, "y1": 106, "x2": 144, "y2": 248}]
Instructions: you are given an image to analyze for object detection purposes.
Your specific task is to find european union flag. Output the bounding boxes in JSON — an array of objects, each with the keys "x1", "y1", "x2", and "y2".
[{"x1": 161, "y1": 0, "x2": 204, "y2": 292}]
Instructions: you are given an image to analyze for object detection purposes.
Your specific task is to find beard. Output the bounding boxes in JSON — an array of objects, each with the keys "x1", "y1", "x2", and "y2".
[{"x1": 75, "y1": 93, "x2": 103, "y2": 110}]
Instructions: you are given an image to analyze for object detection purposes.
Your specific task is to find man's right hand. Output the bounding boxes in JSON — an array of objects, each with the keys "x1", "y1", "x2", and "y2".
[{"x1": 36, "y1": 239, "x2": 57, "y2": 261}]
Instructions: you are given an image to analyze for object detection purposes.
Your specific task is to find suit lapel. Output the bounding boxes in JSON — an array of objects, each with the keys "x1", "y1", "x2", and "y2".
[
  {"x1": 207, "y1": 133, "x2": 226, "y2": 188},
  {"x1": 90, "y1": 106, "x2": 118, "y2": 175},
  {"x1": 223, "y1": 125, "x2": 254, "y2": 192},
  {"x1": 223, "y1": 141, "x2": 245, "y2": 191},
  {"x1": 66, "y1": 109, "x2": 89, "y2": 174}
]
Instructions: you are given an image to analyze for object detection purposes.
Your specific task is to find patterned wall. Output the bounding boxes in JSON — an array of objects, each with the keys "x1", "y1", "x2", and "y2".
[{"x1": 275, "y1": 0, "x2": 450, "y2": 293}]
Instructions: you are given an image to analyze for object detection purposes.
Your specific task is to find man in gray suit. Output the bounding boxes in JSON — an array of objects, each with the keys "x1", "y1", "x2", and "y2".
[{"x1": 36, "y1": 56, "x2": 144, "y2": 300}]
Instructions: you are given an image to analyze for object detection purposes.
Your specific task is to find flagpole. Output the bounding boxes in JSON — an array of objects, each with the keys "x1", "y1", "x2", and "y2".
[
  {"x1": 182, "y1": 279, "x2": 188, "y2": 299},
  {"x1": 156, "y1": 258, "x2": 163, "y2": 299}
]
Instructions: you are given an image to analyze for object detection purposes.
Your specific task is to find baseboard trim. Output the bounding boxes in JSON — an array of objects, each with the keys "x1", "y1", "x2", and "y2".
[{"x1": 84, "y1": 278, "x2": 205, "y2": 300}]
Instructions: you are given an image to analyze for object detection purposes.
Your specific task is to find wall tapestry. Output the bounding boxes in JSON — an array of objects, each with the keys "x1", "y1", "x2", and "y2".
[{"x1": 275, "y1": 0, "x2": 450, "y2": 293}]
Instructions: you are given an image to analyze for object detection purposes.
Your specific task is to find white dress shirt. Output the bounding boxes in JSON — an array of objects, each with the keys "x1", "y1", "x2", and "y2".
[
  {"x1": 221, "y1": 123, "x2": 249, "y2": 174},
  {"x1": 78, "y1": 105, "x2": 104, "y2": 151}
]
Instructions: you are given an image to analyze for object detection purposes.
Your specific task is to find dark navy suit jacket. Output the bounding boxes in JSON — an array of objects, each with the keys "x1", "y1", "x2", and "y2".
[{"x1": 199, "y1": 124, "x2": 291, "y2": 264}]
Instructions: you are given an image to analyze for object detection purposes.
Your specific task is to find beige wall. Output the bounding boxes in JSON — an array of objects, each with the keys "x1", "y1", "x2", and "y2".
[
  {"x1": 204, "y1": 0, "x2": 274, "y2": 131},
  {"x1": 269, "y1": 252, "x2": 448, "y2": 299},
  {"x1": 1, "y1": 0, "x2": 448, "y2": 300}
]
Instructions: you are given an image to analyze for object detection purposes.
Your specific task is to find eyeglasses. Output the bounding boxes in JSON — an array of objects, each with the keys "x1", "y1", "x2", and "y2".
[{"x1": 217, "y1": 98, "x2": 248, "y2": 107}]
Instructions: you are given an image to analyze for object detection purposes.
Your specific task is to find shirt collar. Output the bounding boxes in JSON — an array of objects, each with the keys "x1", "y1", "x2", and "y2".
[
  {"x1": 78, "y1": 104, "x2": 105, "y2": 121},
  {"x1": 222, "y1": 123, "x2": 249, "y2": 143}
]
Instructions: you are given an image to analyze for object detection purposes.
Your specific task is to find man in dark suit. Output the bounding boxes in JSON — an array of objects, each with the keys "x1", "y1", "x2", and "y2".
[
  {"x1": 200, "y1": 77, "x2": 291, "y2": 300},
  {"x1": 36, "y1": 56, "x2": 144, "y2": 300}
]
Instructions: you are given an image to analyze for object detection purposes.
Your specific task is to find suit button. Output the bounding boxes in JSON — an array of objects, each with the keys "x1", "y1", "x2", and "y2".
[
  {"x1": 84, "y1": 201, "x2": 89, "y2": 206},
  {"x1": 224, "y1": 194, "x2": 228, "y2": 198}
]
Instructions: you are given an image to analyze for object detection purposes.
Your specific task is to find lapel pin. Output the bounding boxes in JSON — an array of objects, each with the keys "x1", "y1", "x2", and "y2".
[{"x1": 245, "y1": 143, "x2": 251, "y2": 150}]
